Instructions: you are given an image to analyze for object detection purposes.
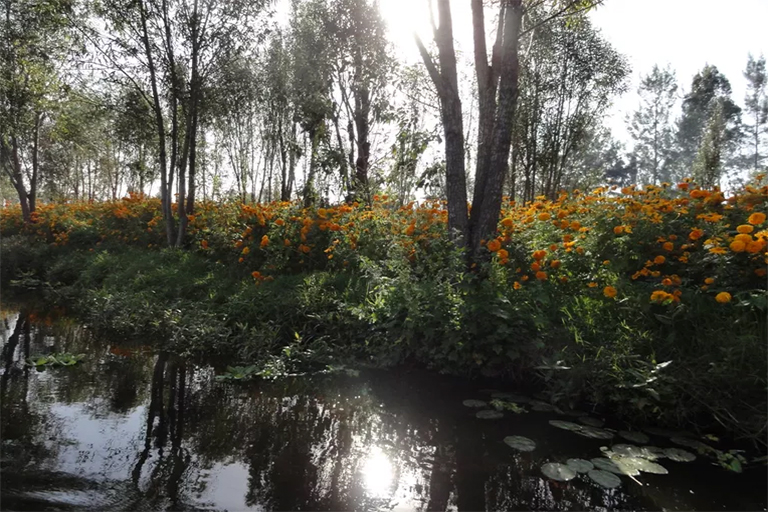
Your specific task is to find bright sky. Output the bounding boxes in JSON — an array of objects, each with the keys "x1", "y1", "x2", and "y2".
[
  {"x1": 378, "y1": 0, "x2": 768, "y2": 146},
  {"x1": 590, "y1": 0, "x2": 768, "y2": 145}
]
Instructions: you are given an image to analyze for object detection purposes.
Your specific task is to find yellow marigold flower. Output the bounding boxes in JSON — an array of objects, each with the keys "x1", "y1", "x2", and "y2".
[
  {"x1": 715, "y1": 292, "x2": 732, "y2": 304},
  {"x1": 729, "y1": 240, "x2": 746, "y2": 253},
  {"x1": 663, "y1": 242, "x2": 674, "y2": 251},
  {"x1": 513, "y1": 281, "x2": 522, "y2": 290},
  {"x1": 709, "y1": 247, "x2": 727, "y2": 255},
  {"x1": 487, "y1": 239, "x2": 502, "y2": 252},
  {"x1": 650, "y1": 290, "x2": 673, "y2": 303},
  {"x1": 603, "y1": 286, "x2": 617, "y2": 298},
  {"x1": 501, "y1": 217, "x2": 514, "y2": 228},
  {"x1": 588, "y1": 282, "x2": 598, "y2": 288},
  {"x1": 535, "y1": 271, "x2": 548, "y2": 281},
  {"x1": 737, "y1": 224, "x2": 754, "y2": 234},
  {"x1": 748, "y1": 212, "x2": 766, "y2": 225},
  {"x1": 533, "y1": 250, "x2": 547, "y2": 260},
  {"x1": 689, "y1": 229, "x2": 704, "y2": 240},
  {"x1": 654, "y1": 255, "x2": 666, "y2": 265},
  {"x1": 260, "y1": 235, "x2": 270, "y2": 248},
  {"x1": 734, "y1": 233, "x2": 752, "y2": 244}
]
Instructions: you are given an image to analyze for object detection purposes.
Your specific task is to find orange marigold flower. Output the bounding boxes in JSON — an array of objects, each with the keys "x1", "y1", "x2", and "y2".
[
  {"x1": 755, "y1": 268, "x2": 767, "y2": 277},
  {"x1": 497, "y1": 249, "x2": 509, "y2": 260},
  {"x1": 603, "y1": 286, "x2": 617, "y2": 298},
  {"x1": 613, "y1": 225, "x2": 625, "y2": 235},
  {"x1": 661, "y1": 278, "x2": 673, "y2": 286},
  {"x1": 251, "y1": 271, "x2": 261, "y2": 279},
  {"x1": 487, "y1": 239, "x2": 502, "y2": 252},
  {"x1": 242, "y1": 246, "x2": 250, "y2": 255},
  {"x1": 531, "y1": 262, "x2": 541, "y2": 272},
  {"x1": 654, "y1": 255, "x2": 666, "y2": 265},
  {"x1": 501, "y1": 217, "x2": 514, "y2": 228},
  {"x1": 748, "y1": 212, "x2": 766, "y2": 225},
  {"x1": 570, "y1": 221, "x2": 581, "y2": 230},
  {"x1": 533, "y1": 250, "x2": 547, "y2": 260},
  {"x1": 275, "y1": 218, "x2": 285, "y2": 226},
  {"x1": 689, "y1": 229, "x2": 704, "y2": 240},
  {"x1": 550, "y1": 259, "x2": 561, "y2": 269},
  {"x1": 549, "y1": 244, "x2": 559, "y2": 252},
  {"x1": 709, "y1": 247, "x2": 727, "y2": 255},
  {"x1": 538, "y1": 212, "x2": 551, "y2": 221},
  {"x1": 238, "y1": 257, "x2": 244, "y2": 263},
  {"x1": 663, "y1": 242, "x2": 674, "y2": 251},
  {"x1": 513, "y1": 281, "x2": 522, "y2": 290},
  {"x1": 201, "y1": 240, "x2": 209, "y2": 249},
  {"x1": 650, "y1": 290, "x2": 672, "y2": 303},
  {"x1": 284, "y1": 238, "x2": 292, "y2": 246},
  {"x1": 737, "y1": 224, "x2": 754, "y2": 234},
  {"x1": 729, "y1": 240, "x2": 746, "y2": 253},
  {"x1": 260, "y1": 235, "x2": 270, "y2": 248},
  {"x1": 535, "y1": 271, "x2": 548, "y2": 281},
  {"x1": 735, "y1": 233, "x2": 753, "y2": 244},
  {"x1": 704, "y1": 277, "x2": 715, "y2": 284},
  {"x1": 715, "y1": 292, "x2": 732, "y2": 304},
  {"x1": 299, "y1": 244, "x2": 311, "y2": 254},
  {"x1": 559, "y1": 276, "x2": 569, "y2": 283},
  {"x1": 587, "y1": 282, "x2": 598, "y2": 288},
  {"x1": 746, "y1": 240, "x2": 764, "y2": 253}
]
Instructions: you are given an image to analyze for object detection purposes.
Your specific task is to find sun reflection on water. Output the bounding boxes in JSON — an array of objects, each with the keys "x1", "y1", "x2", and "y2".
[{"x1": 362, "y1": 445, "x2": 394, "y2": 498}]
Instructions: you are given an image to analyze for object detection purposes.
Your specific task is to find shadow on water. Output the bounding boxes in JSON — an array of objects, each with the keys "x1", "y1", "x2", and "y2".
[{"x1": 1, "y1": 306, "x2": 766, "y2": 511}]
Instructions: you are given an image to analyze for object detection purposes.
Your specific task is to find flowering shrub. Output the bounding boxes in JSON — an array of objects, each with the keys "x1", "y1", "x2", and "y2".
[{"x1": 2, "y1": 178, "x2": 766, "y2": 439}]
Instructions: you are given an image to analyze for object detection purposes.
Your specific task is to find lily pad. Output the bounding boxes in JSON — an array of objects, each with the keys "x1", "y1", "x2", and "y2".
[
  {"x1": 612, "y1": 444, "x2": 645, "y2": 458},
  {"x1": 619, "y1": 430, "x2": 650, "y2": 444},
  {"x1": 591, "y1": 457, "x2": 624, "y2": 474},
  {"x1": 541, "y1": 462, "x2": 577, "y2": 482},
  {"x1": 588, "y1": 469, "x2": 622, "y2": 489},
  {"x1": 504, "y1": 436, "x2": 536, "y2": 452},
  {"x1": 566, "y1": 458, "x2": 594, "y2": 473},
  {"x1": 671, "y1": 437, "x2": 711, "y2": 453},
  {"x1": 664, "y1": 447, "x2": 696, "y2": 462},
  {"x1": 577, "y1": 425, "x2": 614, "y2": 440},
  {"x1": 463, "y1": 399, "x2": 488, "y2": 408},
  {"x1": 579, "y1": 416, "x2": 604, "y2": 428},
  {"x1": 617, "y1": 457, "x2": 668, "y2": 474},
  {"x1": 549, "y1": 420, "x2": 582, "y2": 431},
  {"x1": 638, "y1": 446, "x2": 666, "y2": 460},
  {"x1": 476, "y1": 410, "x2": 503, "y2": 419}
]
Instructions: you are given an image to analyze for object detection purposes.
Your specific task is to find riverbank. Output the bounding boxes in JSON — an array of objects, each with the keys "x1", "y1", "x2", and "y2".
[{"x1": 1, "y1": 183, "x2": 766, "y2": 446}]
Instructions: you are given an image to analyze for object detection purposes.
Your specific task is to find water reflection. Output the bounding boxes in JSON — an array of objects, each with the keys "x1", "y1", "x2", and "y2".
[{"x1": 0, "y1": 307, "x2": 766, "y2": 511}]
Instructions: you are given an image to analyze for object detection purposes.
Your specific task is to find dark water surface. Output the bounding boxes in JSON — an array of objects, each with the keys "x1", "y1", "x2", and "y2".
[{"x1": 1, "y1": 307, "x2": 766, "y2": 511}]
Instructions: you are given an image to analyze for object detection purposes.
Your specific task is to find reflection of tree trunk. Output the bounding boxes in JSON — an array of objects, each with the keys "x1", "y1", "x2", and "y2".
[
  {"x1": 1, "y1": 313, "x2": 26, "y2": 394},
  {"x1": 425, "y1": 424, "x2": 454, "y2": 512},
  {"x1": 454, "y1": 432, "x2": 487, "y2": 511},
  {"x1": 132, "y1": 352, "x2": 168, "y2": 485}
]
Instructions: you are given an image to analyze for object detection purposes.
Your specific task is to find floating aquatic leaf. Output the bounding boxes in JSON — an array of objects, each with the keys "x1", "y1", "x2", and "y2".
[
  {"x1": 541, "y1": 462, "x2": 577, "y2": 481},
  {"x1": 588, "y1": 469, "x2": 622, "y2": 488},
  {"x1": 591, "y1": 457, "x2": 623, "y2": 474},
  {"x1": 616, "y1": 457, "x2": 668, "y2": 474},
  {"x1": 671, "y1": 437, "x2": 711, "y2": 453},
  {"x1": 611, "y1": 458, "x2": 641, "y2": 476},
  {"x1": 619, "y1": 430, "x2": 650, "y2": 444},
  {"x1": 612, "y1": 444, "x2": 644, "y2": 458},
  {"x1": 566, "y1": 458, "x2": 594, "y2": 473},
  {"x1": 491, "y1": 399, "x2": 527, "y2": 413},
  {"x1": 633, "y1": 445, "x2": 666, "y2": 460},
  {"x1": 577, "y1": 425, "x2": 614, "y2": 440},
  {"x1": 463, "y1": 399, "x2": 488, "y2": 408},
  {"x1": 579, "y1": 416, "x2": 604, "y2": 427},
  {"x1": 504, "y1": 436, "x2": 536, "y2": 452},
  {"x1": 549, "y1": 420, "x2": 581, "y2": 431},
  {"x1": 664, "y1": 447, "x2": 696, "y2": 462},
  {"x1": 476, "y1": 410, "x2": 503, "y2": 419}
]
